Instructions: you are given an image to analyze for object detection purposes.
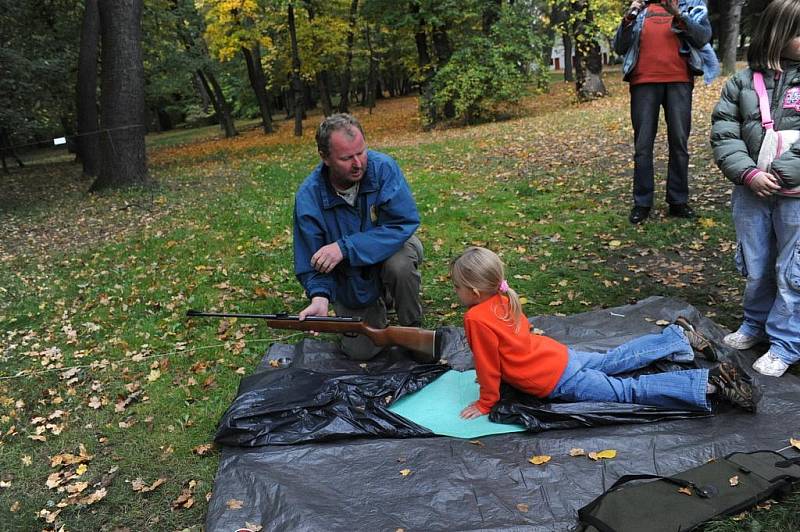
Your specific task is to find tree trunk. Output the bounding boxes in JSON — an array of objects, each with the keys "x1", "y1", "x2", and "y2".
[
  {"x1": 338, "y1": 0, "x2": 359, "y2": 113},
  {"x1": 242, "y1": 44, "x2": 274, "y2": 134},
  {"x1": 198, "y1": 68, "x2": 237, "y2": 137},
  {"x1": 549, "y1": 5, "x2": 573, "y2": 82},
  {"x1": 481, "y1": 0, "x2": 502, "y2": 35},
  {"x1": 91, "y1": 0, "x2": 149, "y2": 192},
  {"x1": 571, "y1": 0, "x2": 606, "y2": 102},
  {"x1": 718, "y1": 0, "x2": 743, "y2": 75},
  {"x1": 316, "y1": 71, "x2": 334, "y2": 117},
  {"x1": 431, "y1": 24, "x2": 454, "y2": 118},
  {"x1": 76, "y1": 0, "x2": 100, "y2": 177},
  {"x1": 305, "y1": 2, "x2": 334, "y2": 117},
  {"x1": 364, "y1": 25, "x2": 378, "y2": 113},
  {"x1": 0, "y1": 127, "x2": 25, "y2": 173},
  {"x1": 412, "y1": 2, "x2": 435, "y2": 128},
  {"x1": 303, "y1": 81, "x2": 315, "y2": 113},
  {"x1": 156, "y1": 107, "x2": 172, "y2": 131},
  {"x1": 193, "y1": 71, "x2": 211, "y2": 113},
  {"x1": 288, "y1": 2, "x2": 304, "y2": 137},
  {"x1": 283, "y1": 89, "x2": 292, "y2": 118},
  {"x1": 562, "y1": 33, "x2": 574, "y2": 82}
]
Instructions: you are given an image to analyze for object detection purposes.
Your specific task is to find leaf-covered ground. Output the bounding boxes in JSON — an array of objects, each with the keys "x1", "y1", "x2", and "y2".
[{"x1": 1, "y1": 72, "x2": 798, "y2": 531}]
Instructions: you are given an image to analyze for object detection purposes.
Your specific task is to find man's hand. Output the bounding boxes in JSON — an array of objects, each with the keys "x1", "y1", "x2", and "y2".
[
  {"x1": 748, "y1": 171, "x2": 782, "y2": 197},
  {"x1": 660, "y1": 0, "x2": 680, "y2": 17},
  {"x1": 299, "y1": 296, "x2": 329, "y2": 321},
  {"x1": 311, "y1": 242, "x2": 344, "y2": 273},
  {"x1": 460, "y1": 403, "x2": 485, "y2": 420}
]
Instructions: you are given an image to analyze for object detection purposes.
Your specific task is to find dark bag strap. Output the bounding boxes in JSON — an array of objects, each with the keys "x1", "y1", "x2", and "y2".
[
  {"x1": 606, "y1": 473, "x2": 707, "y2": 496},
  {"x1": 725, "y1": 449, "x2": 800, "y2": 472},
  {"x1": 775, "y1": 456, "x2": 800, "y2": 468}
]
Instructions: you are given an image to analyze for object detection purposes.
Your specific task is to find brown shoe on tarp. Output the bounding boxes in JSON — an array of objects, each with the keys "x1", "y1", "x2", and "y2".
[
  {"x1": 708, "y1": 362, "x2": 760, "y2": 413},
  {"x1": 674, "y1": 316, "x2": 718, "y2": 361}
]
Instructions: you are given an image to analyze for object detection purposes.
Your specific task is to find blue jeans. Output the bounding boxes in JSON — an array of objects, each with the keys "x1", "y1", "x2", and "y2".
[
  {"x1": 630, "y1": 82, "x2": 693, "y2": 207},
  {"x1": 549, "y1": 325, "x2": 710, "y2": 411},
  {"x1": 732, "y1": 186, "x2": 800, "y2": 365}
]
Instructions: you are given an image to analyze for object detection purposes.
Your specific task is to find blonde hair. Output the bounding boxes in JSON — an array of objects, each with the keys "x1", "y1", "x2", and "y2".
[
  {"x1": 450, "y1": 246, "x2": 524, "y2": 331},
  {"x1": 747, "y1": 0, "x2": 800, "y2": 72}
]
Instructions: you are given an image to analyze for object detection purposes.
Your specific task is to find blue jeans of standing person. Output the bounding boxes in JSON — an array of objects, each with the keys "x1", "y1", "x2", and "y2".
[
  {"x1": 630, "y1": 82, "x2": 693, "y2": 207},
  {"x1": 732, "y1": 186, "x2": 800, "y2": 366},
  {"x1": 549, "y1": 325, "x2": 710, "y2": 411}
]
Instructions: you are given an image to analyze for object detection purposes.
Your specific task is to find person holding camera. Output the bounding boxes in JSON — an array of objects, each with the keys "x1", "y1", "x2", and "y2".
[{"x1": 613, "y1": 0, "x2": 712, "y2": 224}]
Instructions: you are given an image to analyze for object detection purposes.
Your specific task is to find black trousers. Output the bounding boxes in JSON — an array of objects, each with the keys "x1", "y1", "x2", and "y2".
[{"x1": 630, "y1": 82, "x2": 693, "y2": 207}]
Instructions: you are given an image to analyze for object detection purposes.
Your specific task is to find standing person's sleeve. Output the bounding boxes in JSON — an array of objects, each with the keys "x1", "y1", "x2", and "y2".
[
  {"x1": 465, "y1": 319, "x2": 503, "y2": 414},
  {"x1": 711, "y1": 74, "x2": 758, "y2": 186},
  {"x1": 293, "y1": 192, "x2": 336, "y2": 301},
  {"x1": 673, "y1": 3, "x2": 712, "y2": 47},
  {"x1": 337, "y1": 158, "x2": 420, "y2": 267},
  {"x1": 613, "y1": 18, "x2": 634, "y2": 56}
]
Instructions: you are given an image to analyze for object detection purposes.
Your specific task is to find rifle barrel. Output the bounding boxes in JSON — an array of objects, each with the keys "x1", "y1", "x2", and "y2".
[
  {"x1": 186, "y1": 309, "x2": 441, "y2": 362},
  {"x1": 186, "y1": 310, "x2": 362, "y2": 323}
]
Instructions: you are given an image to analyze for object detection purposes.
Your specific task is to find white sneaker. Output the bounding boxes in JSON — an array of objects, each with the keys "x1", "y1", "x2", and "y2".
[
  {"x1": 752, "y1": 351, "x2": 790, "y2": 377},
  {"x1": 723, "y1": 330, "x2": 762, "y2": 350}
]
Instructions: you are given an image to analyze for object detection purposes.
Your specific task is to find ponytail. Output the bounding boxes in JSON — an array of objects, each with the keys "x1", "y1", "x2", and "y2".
[{"x1": 499, "y1": 285, "x2": 524, "y2": 332}]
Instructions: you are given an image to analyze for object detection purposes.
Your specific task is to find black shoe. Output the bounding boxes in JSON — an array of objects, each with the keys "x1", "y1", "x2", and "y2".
[
  {"x1": 628, "y1": 206, "x2": 651, "y2": 224},
  {"x1": 708, "y1": 362, "x2": 760, "y2": 413},
  {"x1": 668, "y1": 204, "x2": 696, "y2": 218},
  {"x1": 674, "y1": 316, "x2": 718, "y2": 361}
]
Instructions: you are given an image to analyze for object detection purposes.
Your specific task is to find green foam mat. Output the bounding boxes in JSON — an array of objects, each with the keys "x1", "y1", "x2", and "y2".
[{"x1": 388, "y1": 369, "x2": 526, "y2": 439}]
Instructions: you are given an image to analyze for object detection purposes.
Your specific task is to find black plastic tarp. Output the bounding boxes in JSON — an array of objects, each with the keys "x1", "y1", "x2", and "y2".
[{"x1": 206, "y1": 297, "x2": 800, "y2": 531}]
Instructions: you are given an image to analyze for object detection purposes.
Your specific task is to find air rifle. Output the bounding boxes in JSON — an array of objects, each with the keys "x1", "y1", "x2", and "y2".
[{"x1": 186, "y1": 310, "x2": 442, "y2": 363}]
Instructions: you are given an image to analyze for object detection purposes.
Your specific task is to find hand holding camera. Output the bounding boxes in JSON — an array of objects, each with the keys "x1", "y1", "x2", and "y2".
[
  {"x1": 625, "y1": 0, "x2": 646, "y2": 20},
  {"x1": 626, "y1": 0, "x2": 680, "y2": 21}
]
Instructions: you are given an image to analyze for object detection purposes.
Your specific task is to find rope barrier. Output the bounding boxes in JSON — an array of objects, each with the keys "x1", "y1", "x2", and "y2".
[{"x1": 1, "y1": 124, "x2": 147, "y2": 152}]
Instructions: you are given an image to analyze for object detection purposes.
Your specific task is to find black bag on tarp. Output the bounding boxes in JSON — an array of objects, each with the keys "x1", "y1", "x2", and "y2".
[
  {"x1": 214, "y1": 363, "x2": 447, "y2": 446},
  {"x1": 578, "y1": 450, "x2": 800, "y2": 532}
]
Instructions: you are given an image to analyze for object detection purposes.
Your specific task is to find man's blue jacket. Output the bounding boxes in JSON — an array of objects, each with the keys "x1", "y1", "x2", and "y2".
[
  {"x1": 613, "y1": 0, "x2": 712, "y2": 82},
  {"x1": 293, "y1": 150, "x2": 420, "y2": 309}
]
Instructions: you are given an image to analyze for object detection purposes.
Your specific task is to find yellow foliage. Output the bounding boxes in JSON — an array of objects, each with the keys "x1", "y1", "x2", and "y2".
[{"x1": 198, "y1": 0, "x2": 275, "y2": 62}]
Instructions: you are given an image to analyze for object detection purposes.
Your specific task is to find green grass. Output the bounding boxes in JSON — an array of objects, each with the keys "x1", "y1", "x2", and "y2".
[{"x1": 1, "y1": 78, "x2": 797, "y2": 530}]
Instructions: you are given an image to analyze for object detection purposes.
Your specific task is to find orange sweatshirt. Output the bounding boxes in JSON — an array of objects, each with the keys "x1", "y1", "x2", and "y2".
[{"x1": 464, "y1": 294, "x2": 569, "y2": 414}]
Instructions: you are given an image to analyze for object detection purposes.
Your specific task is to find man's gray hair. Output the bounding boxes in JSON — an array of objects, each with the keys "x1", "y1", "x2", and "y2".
[{"x1": 316, "y1": 113, "x2": 366, "y2": 158}]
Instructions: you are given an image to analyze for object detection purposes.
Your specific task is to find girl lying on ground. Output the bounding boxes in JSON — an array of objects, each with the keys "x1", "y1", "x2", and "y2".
[{"x1": 449, "y1": 247, "x2": 760, "y2": 420}]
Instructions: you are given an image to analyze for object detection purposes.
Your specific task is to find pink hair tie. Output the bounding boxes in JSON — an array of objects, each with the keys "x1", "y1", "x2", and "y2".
[{"x1": 498, "y1": 280, "x2": 509, "y2": 293}]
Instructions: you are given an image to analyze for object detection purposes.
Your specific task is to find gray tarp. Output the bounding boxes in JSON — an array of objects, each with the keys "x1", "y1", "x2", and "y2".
[{"x1": 205, "y1": 297, "x2": 800, "y2": 531}]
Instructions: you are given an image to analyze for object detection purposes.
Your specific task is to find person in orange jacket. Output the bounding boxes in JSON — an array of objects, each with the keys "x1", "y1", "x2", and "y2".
[{"x1": 449, "y1": 247, "x2": 758, "y2": 419}]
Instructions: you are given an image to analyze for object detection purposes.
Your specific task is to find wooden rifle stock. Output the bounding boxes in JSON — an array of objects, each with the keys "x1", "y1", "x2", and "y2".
[{"x1": 186, "y1": 310, "x2": 442, "y2": 362}]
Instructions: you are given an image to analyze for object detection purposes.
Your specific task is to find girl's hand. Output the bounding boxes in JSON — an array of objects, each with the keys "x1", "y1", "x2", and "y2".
[
  {"x1": 460, "y1": 403, "x2": 485, "y2": 420},
  {"x1": 748, "y1": 171, "x2": 782, "y2": 197}
]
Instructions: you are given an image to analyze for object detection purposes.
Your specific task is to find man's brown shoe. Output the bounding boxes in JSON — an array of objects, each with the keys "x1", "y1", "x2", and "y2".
[
  {"x1": 708, "y1": 362, "x2": 760, "y2": 413},
  {"x1": 674, "y1": 316, "x2": 718, "y2": 361}
]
